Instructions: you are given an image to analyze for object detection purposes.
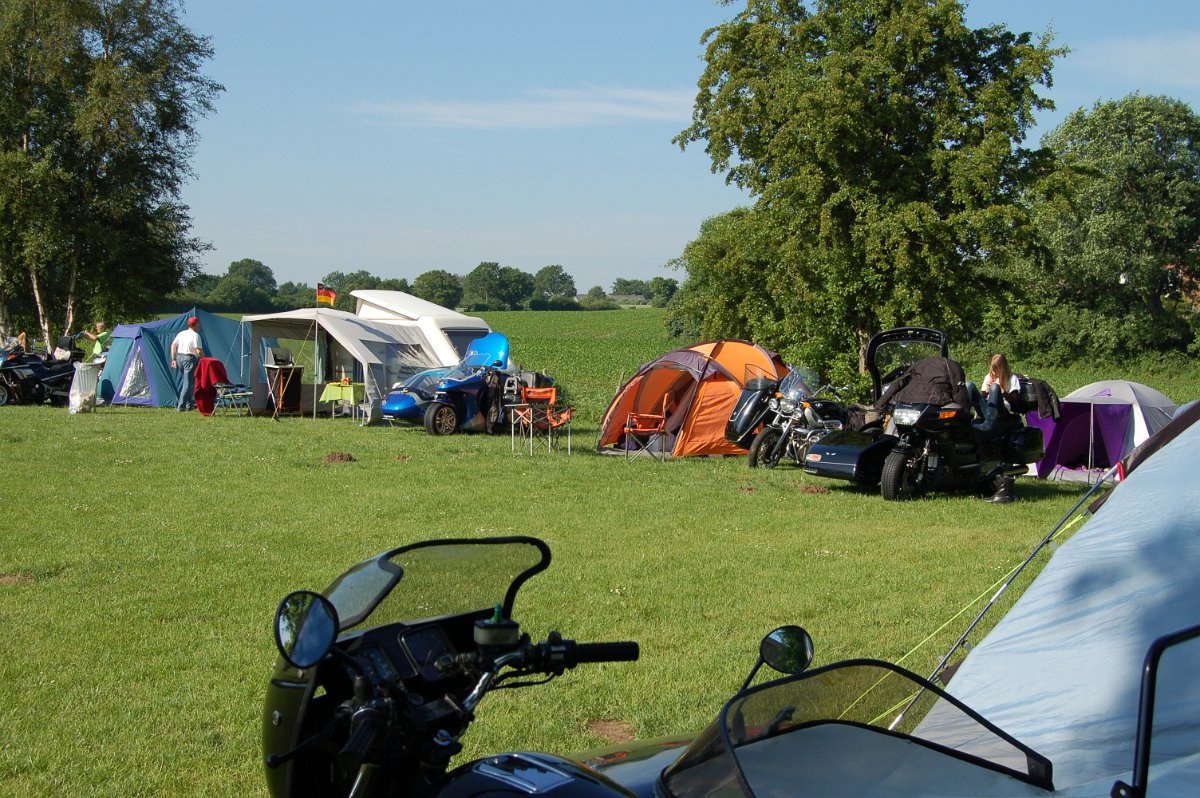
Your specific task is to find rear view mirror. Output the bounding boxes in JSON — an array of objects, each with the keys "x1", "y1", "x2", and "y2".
[
  {"x1": 275, "y1": 590, "x2": 339, "y2": 669},
  {"x1": 740, "y1": 625, "x2": 815, "y2": 692},
  {"x1": 760, "y1": 625, "x2": 815, "y2": 675}
]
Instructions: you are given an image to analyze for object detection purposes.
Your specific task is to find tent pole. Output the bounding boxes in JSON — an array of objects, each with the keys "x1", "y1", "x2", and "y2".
[
  {"x1": 1088, "y1": 403, "x2": 1095, "y2": 483},
  {"x1": 313, "y1": 315, "x2": 320, "y2": 421}
]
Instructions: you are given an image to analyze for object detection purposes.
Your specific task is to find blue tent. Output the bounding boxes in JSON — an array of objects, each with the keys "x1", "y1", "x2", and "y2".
[{"x1": 98, "y1": 309, "x2": 251, "y2": 406}]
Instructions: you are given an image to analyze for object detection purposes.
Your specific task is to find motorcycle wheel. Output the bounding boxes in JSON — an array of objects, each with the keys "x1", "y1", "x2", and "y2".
[
  {"x1": 748, "y1": 427, "x2": 784, "y2": 469},
  {"x1": 0, "y1": 381, "x2": 8, "y2": 406},
  {"x1": 881, "y1": 449, "x2": 921, "y2": 501},
  {"x1": 423, "y1": 403, "x2": 459, "y2": 436}
]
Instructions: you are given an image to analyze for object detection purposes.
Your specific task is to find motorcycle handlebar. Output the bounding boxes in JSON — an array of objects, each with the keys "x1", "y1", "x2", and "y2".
[
  {"x1": 337, "y1": 708, "x2": 382, "y2": 778},
  {"x1": 574, "y1": 641, "x2": 640, "y2": 664}
]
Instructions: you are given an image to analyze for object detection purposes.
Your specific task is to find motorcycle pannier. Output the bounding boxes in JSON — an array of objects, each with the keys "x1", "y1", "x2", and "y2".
[{"x1": 1003, "y1": 425, "x2": 1044, "y2": 464}]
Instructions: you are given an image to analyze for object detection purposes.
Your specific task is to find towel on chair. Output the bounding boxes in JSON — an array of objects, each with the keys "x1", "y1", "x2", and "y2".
[{"x1": 195, "y1": 357, "x2": 229, "y2": 416}]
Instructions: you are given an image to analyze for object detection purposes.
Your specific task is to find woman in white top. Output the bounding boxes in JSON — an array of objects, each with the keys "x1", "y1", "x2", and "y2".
[{"x1": 979, "y1": 353, "x2": 1019, "y2": 428}]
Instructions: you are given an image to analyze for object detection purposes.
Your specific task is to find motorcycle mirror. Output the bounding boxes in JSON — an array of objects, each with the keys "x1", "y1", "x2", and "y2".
[
  {"x1": 738, "y1": 625, "x2": 815, "y2": 693},
  {"x1": 760, "y1": 625, "x2": 814, "y2": 675},
  {"x1": 274, "y1": 590, "x2": 339, "y2": 670}
]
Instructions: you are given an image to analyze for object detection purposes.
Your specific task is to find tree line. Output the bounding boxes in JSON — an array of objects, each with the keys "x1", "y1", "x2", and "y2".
[{"x1": 165, "y1": 259, "x2": 679, "y2": 315}]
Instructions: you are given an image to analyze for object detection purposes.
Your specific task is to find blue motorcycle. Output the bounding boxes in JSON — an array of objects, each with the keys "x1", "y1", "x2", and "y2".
[{"x1": 422, "y1": 333, "x2": 553, "y2": 436}]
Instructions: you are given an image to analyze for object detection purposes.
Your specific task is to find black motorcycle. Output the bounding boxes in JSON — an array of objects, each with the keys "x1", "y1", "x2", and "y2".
[
  {"x1": 746, "y1": 368, "x2": 849, "y2": 469},
  {"x1": 724, "y1": 366, "x2": 784, "y2": 449},
  {"x1": 264, "y1": 536, "x2": 1060, "y2": 798},
  {"x1": 877, "y1": 394, "x2": 1043, "y2": 500},
  {"x1": 802, "y1": 327, "x2": 1043, "y2": 500},
  {"x1": 0, "y1": 339, "x2": 80, "y2": 407}
]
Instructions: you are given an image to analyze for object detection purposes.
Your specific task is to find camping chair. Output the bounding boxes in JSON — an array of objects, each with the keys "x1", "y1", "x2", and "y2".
[
  {"x1": 214, "y1": 383, "x2": 253, "y2": 416},
  {"x1": 624, "y1": 395, "x2": 669, "y2": 461},
  {"x1": 511, "y1": 386, "x2": 574, "y2": 454}
]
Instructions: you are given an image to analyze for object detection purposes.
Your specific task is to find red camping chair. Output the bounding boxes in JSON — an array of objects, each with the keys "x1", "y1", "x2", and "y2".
[
  {"x1": 624, "y1": 395, "x2": 669, "y2": 461},
  {"x1": 511, "y1": 386, "x2": 574, "y2": 454}
]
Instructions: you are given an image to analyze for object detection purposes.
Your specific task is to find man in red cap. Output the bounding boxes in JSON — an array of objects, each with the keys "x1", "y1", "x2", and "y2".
[{"x1": 170, "y1": 316, "x2": 205, "y2": 411}]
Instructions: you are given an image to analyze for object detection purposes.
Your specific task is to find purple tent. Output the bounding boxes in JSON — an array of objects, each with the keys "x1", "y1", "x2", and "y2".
[{"x1": 1027, "y1": 380, "x2": 1176, "y2": 478}]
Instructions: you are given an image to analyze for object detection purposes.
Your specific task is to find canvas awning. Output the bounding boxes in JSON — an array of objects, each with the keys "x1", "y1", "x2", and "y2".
[{"x1": 242, "y1": 308, "x2": 439, "y2": 420}]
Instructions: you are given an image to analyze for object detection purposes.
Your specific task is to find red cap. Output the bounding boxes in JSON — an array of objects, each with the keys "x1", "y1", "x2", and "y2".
[{"x1": 187, "y1": 316, "x2": 199, "y2": 326}]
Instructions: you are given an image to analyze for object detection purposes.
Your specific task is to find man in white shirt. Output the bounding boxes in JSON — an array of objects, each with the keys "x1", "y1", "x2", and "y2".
[{"x1": 170, "y1": 316, "x2": 205, "y2": 411}]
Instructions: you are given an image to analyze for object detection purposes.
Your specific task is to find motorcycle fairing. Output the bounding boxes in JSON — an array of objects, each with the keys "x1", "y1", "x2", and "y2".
[
  {"x1": 264, "y1": 538, "x2": 553, "y2": 798},
  {"x1": 459, "y1": 332, "x2": 511, "y2": 370},
  {"x1": 660, "y1": 660, "x2": 1052, "y2": 798}
]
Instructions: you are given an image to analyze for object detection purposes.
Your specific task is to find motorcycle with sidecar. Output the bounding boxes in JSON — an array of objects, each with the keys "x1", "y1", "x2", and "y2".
[
  {"x1": 263, "y1": 536, "x2": 1066, "y2": 798},
  {"x1": 801, "y1": 327, "x2": 1043, "y2": 500},
  {"x1": 420, "y1": 333, "x2": 553, "y2": 436}
]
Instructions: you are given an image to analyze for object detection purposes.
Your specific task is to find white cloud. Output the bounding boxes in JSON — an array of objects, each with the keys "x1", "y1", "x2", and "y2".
[{"x1": 351, "y1": 85, "x2": 694, "y2": 129}]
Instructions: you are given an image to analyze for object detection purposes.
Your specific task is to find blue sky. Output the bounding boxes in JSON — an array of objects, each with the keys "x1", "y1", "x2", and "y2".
[{"x1": 179, "y1": 1, "x2": 1200, "y2": 292}]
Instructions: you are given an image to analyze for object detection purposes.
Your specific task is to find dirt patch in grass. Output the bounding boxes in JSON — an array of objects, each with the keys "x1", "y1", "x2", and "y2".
[
  {"x1": 794, "y1": 484, "x2": 829, "y2": 495},
  {"x1": 393, "y1": 454, "x2": 409, "y2": 462},
  {"x1": 323, "y1": 452, "x2": 356, "y2": 464},
  {"x1": 738, "y1": 486, "x2": 756, "y2": 493},
  {"x1": 588, "y1": 719, "x2": 635, "y2": 743},
  {"x1": 0, "y1": 573, "x2": 34, "y2": 586}
]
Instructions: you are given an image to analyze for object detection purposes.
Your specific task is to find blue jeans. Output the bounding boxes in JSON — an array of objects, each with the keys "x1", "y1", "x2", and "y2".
[
  {"x1": 176, "y1": 354, "x2": 198, "y2": 410},
  {"x1": 973, "y1": 383, "x2": 1009, "y2": 431}
]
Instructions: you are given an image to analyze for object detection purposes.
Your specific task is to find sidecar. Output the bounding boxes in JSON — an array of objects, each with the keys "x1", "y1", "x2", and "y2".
[
  {"x1": 803, "y1": 327, "x2": 948, "y2": 485},
  {"x1": 380, "y1": 367, "x2": 451, "y2": 423}
]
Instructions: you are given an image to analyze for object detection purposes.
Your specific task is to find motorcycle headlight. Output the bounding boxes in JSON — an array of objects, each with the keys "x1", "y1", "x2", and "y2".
[
  {"x1": 767, "y1": 398, "x2": 780, "y2": 411},
  {"x1": 893, "y1": 407, "x2": 922, "y2": 426},
  {"x1": 778, "y1": 398, "x2": 796, "y2": 414}
]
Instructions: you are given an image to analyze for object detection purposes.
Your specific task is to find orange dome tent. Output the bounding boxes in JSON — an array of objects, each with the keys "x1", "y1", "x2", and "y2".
[{"x1": 597, "y1": 340, "x2": 788, "y2": 458}]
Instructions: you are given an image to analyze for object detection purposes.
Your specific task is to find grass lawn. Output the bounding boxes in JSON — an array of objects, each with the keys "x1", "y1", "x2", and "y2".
[{"x1": 1, "y1": 309, "x2": 1195, "y2": 797}]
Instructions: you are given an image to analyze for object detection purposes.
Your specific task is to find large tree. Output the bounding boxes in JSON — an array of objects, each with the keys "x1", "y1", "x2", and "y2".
[
  {"x1": 411, "y1": 269, "x2": 463, "y2": 309},
  {"x1": 532, "y1": 264, "x2": 576, "y2": 300},
  {"x1": 208, "y1": 258, "x2": 276, "y2": 312},
  {"x1": 674, "y1": 0, "x2": 1060, "y2": 375},
  {"x1": 992, "y1": 94, "x2": 1200, "y2": 361},
  {"x1": 0, "y1": 0, "x2": 221, "y2": 343}
]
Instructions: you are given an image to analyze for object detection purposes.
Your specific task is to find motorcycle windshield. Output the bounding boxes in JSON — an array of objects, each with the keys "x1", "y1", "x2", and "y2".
[
  {"x1": 458, "y1": 332, "x2": 510, "y2": 369},
  {"x1": 873, "y1": 340, "x2": 945, "y2": 391},
  {"x1": 321, "y1": 537, "x2": 551, "y2": 633},
  {"x1": 778, "y1": 367, "x2": 819, "y2": 401},
  {"x1": 661, "y1": 660, "x2": 1052, "y2": 798}
]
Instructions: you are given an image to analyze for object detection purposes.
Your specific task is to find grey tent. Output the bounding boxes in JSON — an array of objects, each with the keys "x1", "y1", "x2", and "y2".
[
  {"x1": 914, "y1": 412, "x2": 1200, "y2": 795},
  {"x1": 242, "y1": 308, "x2": 438, "y2": 421}
]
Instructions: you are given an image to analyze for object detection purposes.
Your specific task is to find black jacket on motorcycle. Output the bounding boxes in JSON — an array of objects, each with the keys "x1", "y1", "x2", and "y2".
[{"x1": 872, "y1": 356, "x2": 972, "y2": 412}]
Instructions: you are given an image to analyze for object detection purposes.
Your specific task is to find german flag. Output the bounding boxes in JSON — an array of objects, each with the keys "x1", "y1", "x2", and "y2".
[{"x1": 316, "y1": 283, "x2": 336, "y2": 306}]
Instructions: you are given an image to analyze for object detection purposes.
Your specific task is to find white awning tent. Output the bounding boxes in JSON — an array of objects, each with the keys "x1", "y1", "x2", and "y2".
[
  {"x1": 242, "y1": 308, "x2": 439, "y2": 421},
  {"x1": 915, "y1": 414, "x2": 1200, "y2": 796}
]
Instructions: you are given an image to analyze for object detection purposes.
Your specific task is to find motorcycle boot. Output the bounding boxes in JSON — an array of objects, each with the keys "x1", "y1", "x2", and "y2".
[{"x1": 985, "y1": 475, "x2": 1015, "y2": 504}]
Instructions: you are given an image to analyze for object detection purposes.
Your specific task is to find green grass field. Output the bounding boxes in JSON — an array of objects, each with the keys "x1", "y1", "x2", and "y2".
[{"x1": 1, "y1": 309, "x2": 1196, "y2": 796}]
